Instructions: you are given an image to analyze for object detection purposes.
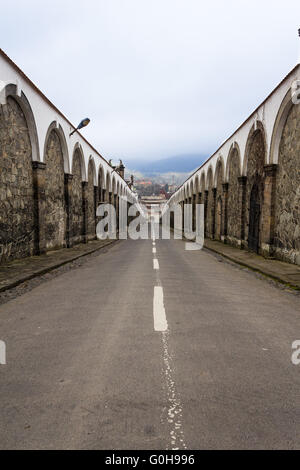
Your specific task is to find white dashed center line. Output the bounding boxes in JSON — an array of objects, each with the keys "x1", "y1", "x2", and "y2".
[
  {"x1": 153, "y1": 258, "x2": 159, "y2": 270},
  {"x1": 153, "y1": 286, "x2": 168, "y2": 332},
  {"x1": 151, "y1": 240, "x2": 187, "y2": 450}
]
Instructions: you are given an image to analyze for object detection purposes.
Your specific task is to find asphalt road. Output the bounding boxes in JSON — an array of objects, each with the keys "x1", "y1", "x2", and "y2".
[{"x1": 0, "y1": 237, "x2": 299, "y2": 449}]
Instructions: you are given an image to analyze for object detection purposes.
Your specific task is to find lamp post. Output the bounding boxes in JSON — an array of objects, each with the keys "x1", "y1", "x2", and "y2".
[{"x1": 69, "y1": 118, "x2": 90, "y2": 137}]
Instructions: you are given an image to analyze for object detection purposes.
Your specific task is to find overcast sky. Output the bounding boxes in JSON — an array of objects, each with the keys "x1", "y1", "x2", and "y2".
[{"x1": 1, "y1": 0, "x2": 300, "y2": 162}]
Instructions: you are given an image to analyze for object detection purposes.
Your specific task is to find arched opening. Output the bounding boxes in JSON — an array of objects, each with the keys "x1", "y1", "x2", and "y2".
[
  {"x1": 248, "y1": 183, "x2": 261, "y2": 253},
  {"x1": 216, "y1": 196, "x2": 222, "y2": 240},
  {"x1": 87, "y1": 158, "x2": 96, "y2": 240},
  {"x1": 3, "y1": 84, "x2": 40, "y2": 161},
  {"x1": 106, "y1": 172, "x2": 111, "y2": 203},
  {"x1": 273, "y1": 96, "x2": 300, "y2": 264},
  {"x1": 244, "y1": 123, "x2": 266, "y2": 252},
  {"x1": 112, "y1": 177, "x2": 116, "y2": 210},
  {"x1": 98, "y1": 165, "x2": 104, "y2": 202},
  {"x1": 71, "y1": 148, "x2": 85, "y2": 245},
  {"x1": 0, "y1": 94, "x2": 35, "y2": 263},
  {"x1": 227, "y1": 145, "x2": 241, "y2": 246},
  {"x1": 189, "y1": 181, "x2": 194, "y2": 233},
  {"x1": 200, "y1": 173, "x2": 205, "y2": 205},
  {"x1": 206, "y1": 167, "x2": 214, "y2": 238},
  {"x1": 116, "y1": 182, "x2": 120, "y2": 231},
  {"x1": 44, "y1": 128, "x2": 67, "y2": 250},
  {"x1": 214, "y1": 158, "x2": 224, "y2": 240}
]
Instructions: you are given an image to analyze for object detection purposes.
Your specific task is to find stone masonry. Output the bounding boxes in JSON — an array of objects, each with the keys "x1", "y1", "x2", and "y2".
[
  {"x1": 0, "y1": 96, "x2": 35, "y2": 263},
  {"x1": 44, "y1": 130, "x2": 66, "y2": 250},
  {"x1": 274, "y1": 103, "x2": 300, "y2": 264},
  {"x1": 227, "y1": 148, "x2": 241, "y2": 247},
  {"x1": 71, "y1": 149, "x2": 84, "y2": 246}
]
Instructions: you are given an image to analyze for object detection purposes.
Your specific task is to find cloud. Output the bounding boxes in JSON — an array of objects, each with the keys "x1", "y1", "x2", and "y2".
[{"x1": 1, "y1": 0, "x2": 300, "y2": 161}]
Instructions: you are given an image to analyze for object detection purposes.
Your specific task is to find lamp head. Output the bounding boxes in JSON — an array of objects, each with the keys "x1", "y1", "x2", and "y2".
[{"x1": 77, "y1": 118, "x2": 90, "y2": 130}]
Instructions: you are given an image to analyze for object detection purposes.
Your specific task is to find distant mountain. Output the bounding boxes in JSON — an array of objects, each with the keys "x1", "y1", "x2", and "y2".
[{"x1": 125, "y1": 154, "x2": 207, "y2": 176}]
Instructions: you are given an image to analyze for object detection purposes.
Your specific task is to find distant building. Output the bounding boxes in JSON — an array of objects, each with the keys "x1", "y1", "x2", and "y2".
[
  {"x1": 136, "y1": 180, "x2": 152, "y2": 186},
  {"x1": 140, "y1": 194, "x2": 166, "y2": 217}
]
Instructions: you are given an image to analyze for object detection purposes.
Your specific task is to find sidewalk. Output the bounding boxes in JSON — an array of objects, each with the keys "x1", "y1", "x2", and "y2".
[
  {"x1": 0, "y1": 239, "x2": 117, "y2": 293},
  {"x1": 204, "y1": 239, "x2": 300, "y2": 290}
]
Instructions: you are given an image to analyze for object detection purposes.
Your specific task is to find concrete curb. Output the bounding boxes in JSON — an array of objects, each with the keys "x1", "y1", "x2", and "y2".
[{"x1": 0, "y1": 239, "x2": 118, "y2": 294}]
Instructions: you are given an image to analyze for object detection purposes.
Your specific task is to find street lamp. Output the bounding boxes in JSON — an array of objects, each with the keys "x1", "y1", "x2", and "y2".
[{"x1": 69, "y1": 118, "x2": 90, "y2": 137}]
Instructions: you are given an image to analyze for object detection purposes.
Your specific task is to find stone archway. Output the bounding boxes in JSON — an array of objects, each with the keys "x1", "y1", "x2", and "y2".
[
  {"x1": 214, "y1": 158, "x2": 224, "y2": 241},
  {"x1": 87, "y1": 159, "x2": 96, "y2": 240},
  {"x1": 227, "y1": 146, "x2": 241, "y2": 247},
  {"x1": 248, "y1": 183, "x2": 261, "y2": 253},
  {"x1": 216, "y1": 196, "x2": 222, "y2": 241},
  {"x1": 273, "y1": 97, "x2": 300, "y2": 264},
  {"x1": 0, "y1": 95, "x2": 35, "y2": 263},
  {"x1": 244, "y1": 123, "x2": 266, "y2": 253},
  {"x1": 44, "y1": 129, "x2": 67, "y2": 250},
  {"x1": 71, "y1": 148, "x2": 84, "y2": 245},
  {"x1": 106, "y1": 172, "x2": 111, "y2": 203},
  {"x1": 98, "y1": 166, "x2": 104, "y2": 202},
  {"x1": 206, "y1": 168, "x2": 214, "y2": 238}
]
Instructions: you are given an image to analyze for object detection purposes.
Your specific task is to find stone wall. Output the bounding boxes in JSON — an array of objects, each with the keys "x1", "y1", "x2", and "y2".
[
  {"x1": 244, "y1": 129, "x2": 266, "y2": 250},
  {"x1": 98, "y1": 171, "x2": 103, "y2": 202},
  {"x1": 227, "y1": 148, "x2": 241, "y2": 246},
  {"x1": 44, "y1": 130, "x2": 66, "y2": 250},
  {"x1": 0, "y1": 62, "x2": 129, "y2": 266},
  {"x1": 71, "y1": 149, "x2": 84, "y2": 245},
  {"x1": 0, "y1": 96, "x2": 35, "y2": 263},
  {"x1": 215, "y1": 161, "x2": 224, "y2": 240},
  {"x1": 274, "y1": 103, "x2": 300, "y2": 265},
  {"x1": 206, "y1": 171, "x2": 214, "y2": 238},
  {"x1": 195, "y1": 108, "x2": 299, "y2": 266},
  {"x1": 87, "y1": 161, "x2": 96, "y2": 240},
  {"x1": 1, "y1": 81, "x2": 299, "y2": 267}
]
